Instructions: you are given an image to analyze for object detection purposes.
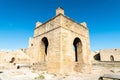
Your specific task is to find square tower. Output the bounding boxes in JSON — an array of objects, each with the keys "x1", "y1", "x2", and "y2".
[{"x1": 30, "y1": 7, "x2": 91, "y2": 74}]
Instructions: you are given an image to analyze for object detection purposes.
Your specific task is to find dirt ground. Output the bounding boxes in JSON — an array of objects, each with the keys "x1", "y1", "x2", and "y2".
[{"x1": 0, "y1": 63, "x2": 120, "y2": 80}]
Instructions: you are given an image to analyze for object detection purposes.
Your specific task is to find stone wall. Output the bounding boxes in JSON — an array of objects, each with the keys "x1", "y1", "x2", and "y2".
[
  {"x1": 60, "y1": 17, "x2": 91, "y2": 74},
  {"x1": 0, "y1": 50, "x2": 31, "y2": 64},
  {"x1": 100, "y1": 49, "x2": 120, "y2": 61}
]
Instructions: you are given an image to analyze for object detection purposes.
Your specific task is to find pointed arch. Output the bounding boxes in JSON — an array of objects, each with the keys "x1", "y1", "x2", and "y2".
[
  {"x1": 73, "y1": 37, "x2": 82, "y2": 62},
  {"x1": 42, "y1": 37, "x2": 48, "y2": 55},
  {"x1": 110, "y1": 55, "x2": 114, "y2": 61},
  {"x1": 41, "y1": 37, "x2": 49, "y2": 61}
]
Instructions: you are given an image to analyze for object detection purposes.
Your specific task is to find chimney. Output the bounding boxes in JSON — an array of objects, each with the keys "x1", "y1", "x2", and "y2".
[{"x1": 56, "y1": 7, "x2": 64, "y2": 15}]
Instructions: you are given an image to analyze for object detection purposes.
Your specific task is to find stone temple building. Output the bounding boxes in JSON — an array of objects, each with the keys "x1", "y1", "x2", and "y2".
[{"x1": 26, "y1": 7, "x2": 91, "y2": 74}]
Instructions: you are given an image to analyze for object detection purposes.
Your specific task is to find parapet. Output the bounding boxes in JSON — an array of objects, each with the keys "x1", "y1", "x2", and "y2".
[
  {"x1": 56, "y1": 7, "x2": 64, "y2": 15},
  {"x1": 80, "y1": 22, "x2": 87, "y2": 27},
  {"x1": 36, "y1": 21, "x2": 42, "y2": 28}
]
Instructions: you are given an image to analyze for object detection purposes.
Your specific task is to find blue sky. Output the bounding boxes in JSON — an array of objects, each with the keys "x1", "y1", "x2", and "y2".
[{"x1": 0, "y1": 0, "x2": 120, "y2": 51}]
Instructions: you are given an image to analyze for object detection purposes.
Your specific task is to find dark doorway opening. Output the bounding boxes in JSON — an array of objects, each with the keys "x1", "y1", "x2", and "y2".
[
  {"x1": 42, "y1": 37, "x2": 49, "y2": 55},
  {"x1": 73, "y1": 37, "x2": 82, "y2": 62},
  {"x1": 94, "y1": 53, "x2": 100, "y2": 61},
  {"x1": 110, "y1": 55, "x2": 114, "y2": 61}
]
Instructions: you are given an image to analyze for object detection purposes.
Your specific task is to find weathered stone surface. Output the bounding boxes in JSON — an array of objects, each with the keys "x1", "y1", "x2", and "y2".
[
  {"x1": 100, "y1": 49, "x2": 120, "y2": 61},
  {"x1": 0, "y1": 49, "x2": 32, "y2": 65},
  {"x1": 27, "y1": 7, "x2": 91, "y2": 74}
]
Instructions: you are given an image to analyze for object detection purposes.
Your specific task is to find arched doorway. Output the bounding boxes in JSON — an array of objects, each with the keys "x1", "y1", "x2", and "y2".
[
  {"x1": 94, "y1": 53, "x2": 100, "y2": 61},
  {"x1": 41, "y1": 37, "x2": 49, "y2": 61},
  {"x1": 110, "y1": 55, "x2": 114, "y2": 61},
  {"x1": 73, "y1": 37, "x2": 82, "y2": 62}
]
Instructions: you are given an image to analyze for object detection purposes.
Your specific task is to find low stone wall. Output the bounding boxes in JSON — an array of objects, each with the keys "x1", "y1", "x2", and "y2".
[
  {"x1": 100, "y1": 49, "x2": 120, "y2": 61},
  {"x1": 93, "y1": 61, "x2": 120, "y2": 67}
]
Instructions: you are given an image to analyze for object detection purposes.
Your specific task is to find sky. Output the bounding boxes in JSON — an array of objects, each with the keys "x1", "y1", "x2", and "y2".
[{"x1": 0, "y1": 0, "x2": 120, "y2": 51}]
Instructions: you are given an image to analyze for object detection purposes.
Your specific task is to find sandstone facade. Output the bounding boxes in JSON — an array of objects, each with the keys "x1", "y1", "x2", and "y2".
[
  {"x1": 0, "y1": 49, "x2": 31, "y2": 64},
  {"x1": 100, "y1": 49, "x2": 120, "y2": 61},
  {"x1": 27, "y1": 7, "x2": 91, "y2": 74}
]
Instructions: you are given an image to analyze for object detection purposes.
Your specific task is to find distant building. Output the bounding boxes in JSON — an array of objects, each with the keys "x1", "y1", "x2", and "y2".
[{"x1": 100, "y1": 49, "x2": 120, "y2": 61}]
